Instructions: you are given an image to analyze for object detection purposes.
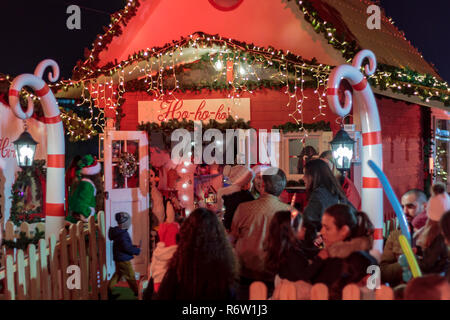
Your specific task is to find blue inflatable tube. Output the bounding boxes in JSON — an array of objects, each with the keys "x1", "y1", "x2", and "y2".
[{"x1": 367, "y1": 160, "x2": 412, "y2": 243}]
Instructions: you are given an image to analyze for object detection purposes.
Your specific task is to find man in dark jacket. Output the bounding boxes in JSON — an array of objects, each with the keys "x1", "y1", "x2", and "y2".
[
  {"x1": 380, "y1": 189, "x2": 427, "y2": 287},
  {"x1": 108, "y1": 212, "x2": 141, "y2": 297}
]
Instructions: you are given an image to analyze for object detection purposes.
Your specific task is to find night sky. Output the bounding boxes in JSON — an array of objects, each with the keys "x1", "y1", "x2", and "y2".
[{"x1": 0, "y1": 0, "x2": 449, "y2": 82}]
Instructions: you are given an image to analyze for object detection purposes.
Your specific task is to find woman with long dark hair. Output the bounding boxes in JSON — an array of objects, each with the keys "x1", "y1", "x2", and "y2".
[
  {"x1": 264, "y1": 211, "x2": 309, "y2": 282},
  {"x1": 302, "y1": 159, "x2": 354, "y2": 248},
  {"x1": 155, "y1": 208, "x2": 238, "y2": 300},
  {"x1": 297, "y1": 145, "x2": 318, "y2": 174},
  {"x1": 308, "y1": 204, "x2": 376, "y2": 300}
]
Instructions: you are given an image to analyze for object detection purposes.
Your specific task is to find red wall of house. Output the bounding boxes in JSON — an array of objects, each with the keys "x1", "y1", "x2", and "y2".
[
  {"x1": 377, "y1": 96, "x2": 425, "y2": 220},
  {"x1": 120, "y1": 88, "x2": 342, "y2": 132},
  {"x1": 120, "y1": 89, "x2": 426, "y2": 221}
]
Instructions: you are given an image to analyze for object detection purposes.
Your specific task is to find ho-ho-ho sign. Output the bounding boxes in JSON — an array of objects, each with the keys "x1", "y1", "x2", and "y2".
[{"x1": 138, "y1": 98, "x2": 250, "y2": 123}]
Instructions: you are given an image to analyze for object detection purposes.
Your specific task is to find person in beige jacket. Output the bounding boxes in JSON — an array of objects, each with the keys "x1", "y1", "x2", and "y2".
[{"x1": 231, "y1": 167, "x2": 291, "y2": 299}]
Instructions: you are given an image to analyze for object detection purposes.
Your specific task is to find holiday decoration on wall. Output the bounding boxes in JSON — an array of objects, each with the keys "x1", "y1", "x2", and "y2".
[
  {"x1": 119, "y1": 152, "x2": 138, "y2": 178},
  {"x1": 60, "y1": 108, "x2": 99, "y2": 142},
  {"x1": 9, "y1": 160, "x2": 46, "y2": 226},
  {"x1": 434, "y1": 126, "x2": 449, "y2": 184},
  {"x1": 273, "y1": 120, "x2": 331, "y2": 133},
  {"x1": 138, "y1": 116, "x2": 251, "y2": 150},
  {"x1": 8, "y1": 59, "x2": 66, "y2": 239},
  {"x1": 2, "y1": 229, "x2": 45, "y2": 250}
]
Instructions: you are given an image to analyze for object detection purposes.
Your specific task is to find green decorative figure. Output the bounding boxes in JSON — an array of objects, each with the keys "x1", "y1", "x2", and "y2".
[{"x1": 66, "y1": 155, "x2": 102, "y2": 223}]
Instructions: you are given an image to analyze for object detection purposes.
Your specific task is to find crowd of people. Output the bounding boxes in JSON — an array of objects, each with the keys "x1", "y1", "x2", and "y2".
[{"x1": 105, "y1": 152, "x2": 450, "y2": 300}]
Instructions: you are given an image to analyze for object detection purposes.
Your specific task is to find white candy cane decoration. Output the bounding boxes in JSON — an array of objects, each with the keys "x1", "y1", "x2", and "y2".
[
  {"x1": 327, "y1": 50, "x2": 383, "y2": 252},
  {"x1": 9, "y1": 59, "x2": 65, "y2": 240}
]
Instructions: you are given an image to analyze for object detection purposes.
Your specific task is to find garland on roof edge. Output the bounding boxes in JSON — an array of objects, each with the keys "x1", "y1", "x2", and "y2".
[{"x1": 138, "y1": 116, "x2": 251, "y2": 149}]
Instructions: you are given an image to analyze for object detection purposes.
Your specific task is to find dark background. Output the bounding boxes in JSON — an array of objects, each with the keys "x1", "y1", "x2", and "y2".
[
  {"x1": 0, "y1": 0, "x2": 124, "y2": 79},
  {"x1": 0, "y1": 0, "x2": 448, "y2": 81}
]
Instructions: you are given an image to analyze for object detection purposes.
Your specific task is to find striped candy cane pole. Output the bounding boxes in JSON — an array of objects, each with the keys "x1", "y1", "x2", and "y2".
[
  {"x1": 327, "y1": 50, "x2": 383, "y2": 252},
  {"x1": 9, "y1": 60, "x2": 65, "y2": 240}
]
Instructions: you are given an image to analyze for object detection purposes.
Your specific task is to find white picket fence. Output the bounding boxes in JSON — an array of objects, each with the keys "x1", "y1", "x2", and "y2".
[
  {"x1": 249, "y1": 281, "x2": 394, "y2": 300},
  {"x1": 0, "y1": 212, "x2": 108, "y2": 300},
  {"x1": 2, "y1": 220, "x2": 45, "y2": 243}
]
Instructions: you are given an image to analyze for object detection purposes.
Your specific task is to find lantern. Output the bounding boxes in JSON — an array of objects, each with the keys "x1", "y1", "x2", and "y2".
[
  {"x1": 330, "y1": 128, "x2": 355, "y2": 173},
  {"x1": 13, "y1": 130, "x2": 38, "y2": 167}
]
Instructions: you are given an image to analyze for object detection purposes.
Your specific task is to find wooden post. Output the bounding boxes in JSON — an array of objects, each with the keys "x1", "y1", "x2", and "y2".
[
  {"x1": 17, "y1": 250, "x2": 26, "y2": 299},
  {"x1": 20, "y1": 222, "x2": 30, "y2": 238},
  {"x1": 97, "y1": 212, "x2": 108, "y2": 300},
  {"x1": 310, "y1": 283, "x2": 328, "y2": 300},
  {"x1": 279, "y1": 281, "x2": 296, "y2": 300},
  {"x1": 249, "y1": 281, "x2": 267, "y2": 300},
  {"x1": 77, "y1": 222, "x2": 89, "y2": 299},
  {"x1": 28, "y1": 244, "x2": 39, "y2": 300},
  {"x1": 6, "y1": 255, "x2": 15, "y2": 300},
  {"x1": 49, "y1": 235, "x2": 60, "y2": 299},
  {"x1": 59, "y1": 228, "x2": 70, "y2": 300},
  {"x1": 39, "y1": 239, "x2": 50, "y2": 299},
  {"x1": 376, "y1": 285, "x2": 394, "y2": 300},
  {"x1": 4, "y1": 221, "x2": 14, "y2": 257},
  {"x1": 342, "y1": 284, "x2": 361, "y2": 300},
  {"x1": 4, "y1": 221, "x2": 14, "y2": 241},
  {"x1": 88, "y1": 216, "x2": 99, "y2": 299},
  {"x1": 68, "y1": 224, "x2": 80, "y2": 300}
]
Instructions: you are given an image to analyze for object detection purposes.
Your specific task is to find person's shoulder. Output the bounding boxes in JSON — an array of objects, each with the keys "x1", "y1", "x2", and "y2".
[
  {"x1": 311, "y1": 186, "x2": 329, "y2": 197},
  {"x1": 237, "y1": 197, "x2": 258, "y2": 209},
  {"x1": 387, "y1": 229, "x2": 402, "y2": 241}
]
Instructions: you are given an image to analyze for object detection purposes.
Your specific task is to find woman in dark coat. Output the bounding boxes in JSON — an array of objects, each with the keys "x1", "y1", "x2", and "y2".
[
  {"x1": 302, "y1": 159, "x2": 355, "y2": 248},
  {"x1": 307, "y1": 204, "x2": 376, "y2": 300},
  {"x1": 264, "y1": 211, "x2": 310, "y2": 282},
  {"x1": 155, "y1": 208, "x2": 238, "y2": 300},
  {"x1": 222, "y1": 190, "x2": 254, "y2": 231}
]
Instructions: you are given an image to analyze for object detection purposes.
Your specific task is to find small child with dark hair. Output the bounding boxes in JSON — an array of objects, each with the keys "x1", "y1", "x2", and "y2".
[{"x1": 108, "y1": 212, "x2": 141, "y2": 298}]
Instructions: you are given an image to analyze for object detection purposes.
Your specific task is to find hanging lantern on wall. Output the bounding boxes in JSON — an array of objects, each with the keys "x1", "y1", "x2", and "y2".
[
  {"x1": 330, "y1": 128, "x2": 355, "y2": 173},
  {"x1": 13, "y1": 129, "x2": 38, "y2": 168}
]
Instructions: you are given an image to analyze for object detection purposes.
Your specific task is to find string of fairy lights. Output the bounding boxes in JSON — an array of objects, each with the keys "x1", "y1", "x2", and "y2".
[
  {"x1": 50, "y1": 30, "x2": 448, "y2": 142},
  {"x1": 1, "y1": 0, "x2": 448, "y2": 143}
]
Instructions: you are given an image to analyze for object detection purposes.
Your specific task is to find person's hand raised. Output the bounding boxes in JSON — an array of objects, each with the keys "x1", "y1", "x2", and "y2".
[{"x1": 166, "y1": 201, "x2": 175, "y2": 223}]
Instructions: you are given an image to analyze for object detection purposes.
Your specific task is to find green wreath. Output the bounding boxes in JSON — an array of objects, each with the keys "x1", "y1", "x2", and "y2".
[{"x1": 119, "y1": 152, "x2": 138, "y2": 178}]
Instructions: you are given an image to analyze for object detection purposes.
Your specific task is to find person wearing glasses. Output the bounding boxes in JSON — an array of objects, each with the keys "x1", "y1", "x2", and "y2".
[{"x1": 380, "y1": 189, "x2": 428, "y2": 287}]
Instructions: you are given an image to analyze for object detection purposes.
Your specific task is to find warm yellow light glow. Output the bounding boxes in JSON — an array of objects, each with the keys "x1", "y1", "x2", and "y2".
[{"x1": 333, "y1": 145, "x2": 353, "y2": 167}]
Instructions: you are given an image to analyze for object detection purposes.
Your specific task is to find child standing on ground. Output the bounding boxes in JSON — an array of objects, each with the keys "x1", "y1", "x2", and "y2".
[{"x1": 108, "y1": 212, "x2": 141, "y2": 298}]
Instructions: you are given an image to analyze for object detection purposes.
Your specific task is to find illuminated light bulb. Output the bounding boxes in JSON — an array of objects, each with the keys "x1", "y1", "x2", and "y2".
[
  {"x1": 214, "y1": 60, "x2": 223, "y2": 71},
  {"x1": 184, "y1": 161, "x2": 190, "y2": 166},
  {"x1": 239, "y1": 66, "x2": 246, "y2": 75},
  {"x1": 182, "y1": 183, "x2": 188, "y2": 189},
  {"x1": 182, "y1": 195, "x2": 188, "y2": 201},
  {"x1": 181, "y1": 168, "x2": 187, "y2": 173}
]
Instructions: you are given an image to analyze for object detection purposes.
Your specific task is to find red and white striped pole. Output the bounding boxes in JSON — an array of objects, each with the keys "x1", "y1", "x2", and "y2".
[
  {"x1": 327, "y1": 50, "x2": 384, "y2": 252},
  {"x1": 9, "y1": 60, "x2": 65, "y2": 240}
]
